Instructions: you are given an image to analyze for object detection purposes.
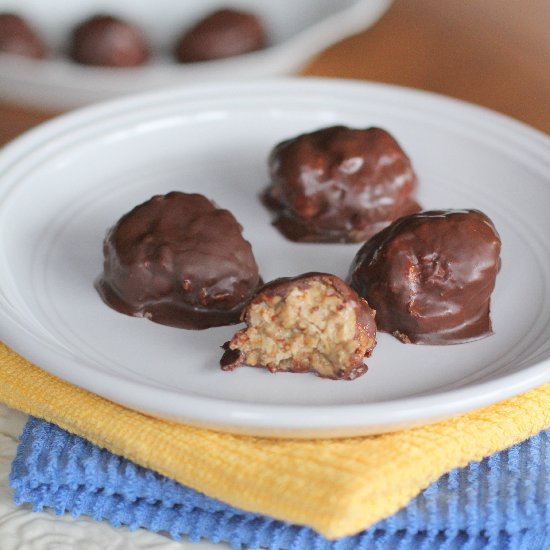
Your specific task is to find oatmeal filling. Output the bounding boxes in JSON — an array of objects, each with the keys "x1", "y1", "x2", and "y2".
[{"x1": 230, "y1": 281, "x2": 360, "y2": 377}]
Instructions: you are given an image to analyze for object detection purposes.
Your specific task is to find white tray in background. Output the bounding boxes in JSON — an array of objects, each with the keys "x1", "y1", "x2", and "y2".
[{"x1": 0, "y1": 0, "x2": 391, "y2": 109}]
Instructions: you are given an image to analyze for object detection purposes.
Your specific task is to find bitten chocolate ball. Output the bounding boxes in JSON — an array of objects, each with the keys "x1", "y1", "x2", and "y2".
[
  {"x1": 96, "y1": 192, "x2": 260, "y2": 329},
  {"x1": 174, "y1": 8, "x2": 266, "y2": 63},
  {"x1": 70, "y1": 15, "x2": 150, "y2": 67},
  {"x1": 0, "y1": 13, "x2": 47, "y2": 59},
  {"x1": 263, "y1": 126, "x2": 421, "y2": 243},
  {"x1": 348, "y1": 209, "x2": 501, "y2": 344},
  {"x1": 221, "y1": 273, "x2": 377, "y2": 380}
]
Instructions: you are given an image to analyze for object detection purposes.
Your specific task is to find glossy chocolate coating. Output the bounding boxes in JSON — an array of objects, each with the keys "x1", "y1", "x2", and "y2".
[
  {"x1": 70, "y1": 15, "x2": 149, "y2": 67},
  {"x1": 96, "y1": 192, "x2": 260, "y2": 329},
  {"x1": 348, "y1": 209, "x2": 501, "y2": 344},
  {"x1": 221, "y1": 272, "x2": 377, "y2": 380},
  {"x1": 174, "y1": 8, "x2": 266, "y2": 63},
  {"x1": 264, "y1": 126, "x2": 421, "y2": 243},
  {"x1": 0, "y1": 13, "x2": 47, "y2": 59}
]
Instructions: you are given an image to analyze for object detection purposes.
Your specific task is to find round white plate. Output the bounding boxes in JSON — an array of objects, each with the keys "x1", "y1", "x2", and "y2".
[
  {"x1": 0, "y1": 78, "x2": 549, "y2": 438},
  {"x1": 0, "y1": 0, "x2": 391, "y2": 110}
]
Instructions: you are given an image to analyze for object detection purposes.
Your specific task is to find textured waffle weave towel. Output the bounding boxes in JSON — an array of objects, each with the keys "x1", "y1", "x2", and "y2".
[
  {"x1": 10, "y1": 417, "x2": 550, "y2": 549},
  {"x1": 1, "y1": 341, "x2": 550, "y2": 539}
]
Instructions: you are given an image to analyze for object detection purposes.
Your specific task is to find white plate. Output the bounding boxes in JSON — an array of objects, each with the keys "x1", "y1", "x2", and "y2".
[
  {"x1": 1, "y1": 78, "x2": 550, "y2": 438},
  {"x1": 0, "y1": 0, "x2": 391, "y2": 110}
]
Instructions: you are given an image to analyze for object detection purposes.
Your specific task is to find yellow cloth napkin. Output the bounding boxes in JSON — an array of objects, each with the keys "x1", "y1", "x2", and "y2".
[{"x1": 1, "y1": 341, "x2": 549, "y2": 539}]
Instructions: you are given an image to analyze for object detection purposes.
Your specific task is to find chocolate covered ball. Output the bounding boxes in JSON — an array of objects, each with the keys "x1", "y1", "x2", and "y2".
[
  {"x1": 348, "y1": 209, "x2": 501, "y2": 344},
  {"x1": 221, "y1": 272, "x2": 377, "y2": 380},
  {"x1": 96, "y1": 192, "x2": 260, "y2": 329},
  {"x1": 70, "y1": 15, "x2": 150, "y2": 67},
  {"x1": 0, "y1": 13, "x2": 47, "y2": 59},
  {"x1": 263, "y1": 126, "x2": 421, "y2": 243},
  {"x1": 174, "y1": 8, "x2": 266, "y2": 63}
]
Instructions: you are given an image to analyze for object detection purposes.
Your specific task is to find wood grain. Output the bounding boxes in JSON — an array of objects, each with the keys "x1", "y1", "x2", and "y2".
[{"x1": 302, "y1": 0, "x2": 550, "y2": 134}]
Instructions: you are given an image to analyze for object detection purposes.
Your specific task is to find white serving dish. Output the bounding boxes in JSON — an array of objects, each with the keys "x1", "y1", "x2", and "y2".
[
  {"x1": 0, "y1": 0, "x2": 391, "y2": 110},
  {"x1": 0, "y1": 78, "x2": 549, "y2": 438}
]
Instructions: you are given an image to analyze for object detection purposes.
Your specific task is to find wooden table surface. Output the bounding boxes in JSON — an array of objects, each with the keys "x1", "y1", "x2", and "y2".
[{"x1": 1, "y1": 0, "x2": 549, "y2": 146}]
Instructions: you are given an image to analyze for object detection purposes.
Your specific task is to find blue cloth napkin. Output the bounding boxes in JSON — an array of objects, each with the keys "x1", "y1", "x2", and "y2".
[{"x1": 10, "y1": 417, "x2": 550, "y2": 549}]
